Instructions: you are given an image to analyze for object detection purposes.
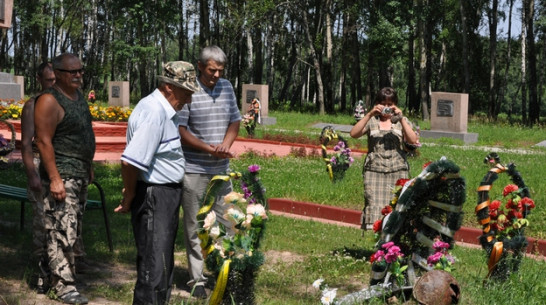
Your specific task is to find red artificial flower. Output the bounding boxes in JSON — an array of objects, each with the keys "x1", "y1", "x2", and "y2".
[
  {"x1": 489, "y1": 200, "x2": 501, "y2": 211},
  {"x1": 422, "y1": 161, "x2": 432, "y2": 169},
  {"x1": 381, "y1": 205, "x2": 393, "y2": 216},
  {"x1": 503, "y1": 184, "x2": 519, "y2": 197},
  {"x1": 395, "y1": 179, "x2": 410, "y2": 186},
  {"x1": 373, "y1": 219, "x2": 383, "y2": 233},
  {"x1": 507, "y1": 209, "x2": 523, "y2": 220},
  {"x1": 489, "y1": 209, "x2": 498, "y2": 219},
  {"x1": 490, "y1": 222, "x2": 500, "y2": 232},
  {"x1": 520, "y1": 197, "x2": 535, "y2": 210},
  {"x1": 505, "y1": 199, "x2": 515, "y2": 210}
]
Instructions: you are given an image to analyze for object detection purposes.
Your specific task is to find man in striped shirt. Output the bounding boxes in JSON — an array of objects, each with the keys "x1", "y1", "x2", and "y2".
[{"x1": 178, "y1": 46, "x2": 241, "y2": 299}]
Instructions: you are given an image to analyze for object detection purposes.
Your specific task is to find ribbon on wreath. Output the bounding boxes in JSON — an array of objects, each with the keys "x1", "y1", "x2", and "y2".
[
  {"x1": 197, "y1": 173, "x2": 241, "y2": 259},
  {"x1": 319, "y1": 125, "x2": 345, "y2": 181},
  {"x1": 209, "y1": 259, "x2": 232, "y2": 305}
]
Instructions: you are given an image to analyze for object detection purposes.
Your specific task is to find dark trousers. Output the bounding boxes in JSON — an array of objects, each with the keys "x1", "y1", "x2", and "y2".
[{"x1": 131, "y1": 182, "x2": 182, "y2": 305}]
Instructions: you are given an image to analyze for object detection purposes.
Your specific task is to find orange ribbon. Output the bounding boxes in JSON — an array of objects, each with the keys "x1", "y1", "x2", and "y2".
[{"x1": 487, "y1": 242, "x2": 503, "y2": 277}]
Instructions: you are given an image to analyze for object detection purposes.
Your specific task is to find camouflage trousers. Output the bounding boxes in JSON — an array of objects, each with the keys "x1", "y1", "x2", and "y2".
[
  {"x1": 29, "y1": 158, "x2": 85, "y2": 259},
  {"x1": 42, "y1": 178, "x2": 88, "y2": 296}
]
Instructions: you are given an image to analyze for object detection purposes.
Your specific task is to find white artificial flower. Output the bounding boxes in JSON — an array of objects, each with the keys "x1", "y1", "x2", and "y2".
[
  {"x1": 203, "y1": 211, "x2": 217, "y2": 231},
  {"x1": 225, "y1": 204, "x2": 245, "y2": 225},
  {"x1": 223, "y1": 191, "x2": 246, "y2": 205},
  {"x1": 312, "y1": 278, "x2": 324, "y2": 289},
  {"x1": 320, "y1": 288, "x2": 337, "y2": 305},
  {"x1": 209, "y1": 223, "x2": 221, "y2": 239},
  {"x1": 242, "y1": 215, "x2": 253, "y2": 229},
  {"x1": 246, "y1": 204, "x2": 268, "y2": 219}
]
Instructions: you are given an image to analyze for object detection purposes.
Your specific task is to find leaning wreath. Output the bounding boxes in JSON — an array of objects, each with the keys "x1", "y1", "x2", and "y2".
[
  {"x1": 197, "y1": 164, "x2": 267, "y2": 305},
  {"x1": 371, "y1": 158, "x2": 465, "y2": 287},
  {"x1": 476, "y1": 153, "x2": 535, "y2": 280}
]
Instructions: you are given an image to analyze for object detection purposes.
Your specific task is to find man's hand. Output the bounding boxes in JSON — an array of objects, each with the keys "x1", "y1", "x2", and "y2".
[
  {"x1": 114, "y1": 187, "x2": 133, "y2": 213},
  {"x1": 49, "y1": 178, "x2": 66, "y2": 201},
  {"x1": 210, "y1": 144, "x2": 234, "y2": 158}
]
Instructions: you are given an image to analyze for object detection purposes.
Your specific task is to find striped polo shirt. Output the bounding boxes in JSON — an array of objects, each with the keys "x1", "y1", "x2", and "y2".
[
  {"x1": 121, "y1": 89, "x2": 185, "y2": 184},
  {"x1": 178, "y1": 78, "x2": 241, "y2": 174}
]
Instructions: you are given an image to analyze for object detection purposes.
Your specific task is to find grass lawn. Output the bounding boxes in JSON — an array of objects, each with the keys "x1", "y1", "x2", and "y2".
[{"x1": 0, "y1": 110, "x2": 545, "y2": 304}]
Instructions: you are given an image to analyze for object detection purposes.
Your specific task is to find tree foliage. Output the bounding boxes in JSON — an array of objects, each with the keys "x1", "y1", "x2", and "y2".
[{"x1": 0, "y1": 0, "x2": 544, "y2": 124}]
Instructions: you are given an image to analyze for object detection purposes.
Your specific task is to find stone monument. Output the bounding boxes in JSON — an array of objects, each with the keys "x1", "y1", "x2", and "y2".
[
  {"x1": 241, "y1": 84, "x2": 276, "y2": 125},
  {"x1": 0, "y1": 0, "x2": 13, "y2": 29},
  {"x1": 108, "y1": 81, "x2": 130, "y2": 107},
  {"x1": 0, "y1": 72, "x2": 22, "y2": 101},
  {"x1": 420, "y1": 92, "x2": 478, "y2": 144}
]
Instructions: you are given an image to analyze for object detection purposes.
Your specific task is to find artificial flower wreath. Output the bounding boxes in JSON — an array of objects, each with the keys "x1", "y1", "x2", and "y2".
[
  {"x1": 197, "y1": 164, "x2": 267, "y2": 304},
  {"x1": 319, "y1": 125, "x2": 354, "y2": 182},
  {"x1": 476, "y1": 153, "x2": 535, "y2": 279}
]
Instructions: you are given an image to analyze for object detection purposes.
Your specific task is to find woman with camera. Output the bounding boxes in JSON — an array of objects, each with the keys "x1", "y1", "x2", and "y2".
[{"x1": 350, "y1": 87, "x2": 419, "y2": 232}]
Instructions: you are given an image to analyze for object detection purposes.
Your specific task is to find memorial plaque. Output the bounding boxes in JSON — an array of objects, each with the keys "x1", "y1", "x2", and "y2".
[
  {"x1": 108, "y1": 81, "x2": 129, "y2": 107},
  {"x1": 246, "y1": 90, "x2": 257, "y2": 103},
  {"x1": 437, "y1": 100, "x2": 454, "y2": 117},
  {"x1": 112, "y1": 85, "x2": 120, "y2": 98}
]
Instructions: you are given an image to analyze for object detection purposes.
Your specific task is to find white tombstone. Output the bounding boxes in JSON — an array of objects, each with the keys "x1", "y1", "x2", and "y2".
[
  {"x1": 241, "y1": 84, "x2": 276, "y2": 125},
  {"x1": 13, "y1": 75, "x2": 24, "y2": 98},
  {"x1": 420, "y1": 92, "x2": 478, "y2": 144},
  {"x1": 0, "y1": 72, "x2": 22, "y2": 101},
  {"x1": 108, "y1": 81, "x2": 130, "y2": 107}
]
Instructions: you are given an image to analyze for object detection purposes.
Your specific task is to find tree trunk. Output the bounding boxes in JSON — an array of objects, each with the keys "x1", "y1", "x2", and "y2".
[
  {"x1": 524, "y1": 0, "x2": 539, "y2": 125},
  {"x1": 520, "y1": 4, "x2": 527, "y2": 124},
  {"x1": 199, "y1": 0, "x2": 210, "y2": 47},
  {"x1": 488, "y1": 0, "x2": 498, "y2": 120},
  {"x1": 418, "y1": 0, "x2": 430, "y2": 121},
  {"x1": 459, "y1": 0, "x2": 470, "y2": 95},
  {"x1": 498, "y1": 0, "x2": 514, "y2": 118},
  {"x1": 302, "y1": 8, "x2": 325, "y2": 115}
]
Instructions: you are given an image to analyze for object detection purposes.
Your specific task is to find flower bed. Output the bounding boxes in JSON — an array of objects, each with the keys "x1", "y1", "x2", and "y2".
[{"x1": 1, "y1": 98, "x2": 131, "y2": 122}]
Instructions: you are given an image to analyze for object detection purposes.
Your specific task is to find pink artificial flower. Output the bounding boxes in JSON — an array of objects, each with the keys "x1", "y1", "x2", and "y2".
[
  {"x1": 382, "y1": 242, "x2": 394, "y2": 250},
  {"x1": 248, "y1": 164, "x2": 260, "y2": 173},
  {"x1": 432, "y1": 241, "x2": 450, "y2": 252},
  {"x1": 427, "y1": 252, "x2": 443, "y2": 265}
]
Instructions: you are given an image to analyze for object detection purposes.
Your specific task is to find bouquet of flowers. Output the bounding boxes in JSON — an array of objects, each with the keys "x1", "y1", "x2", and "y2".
[
  {"x1": 488, "y1": 184, "x2": 535, "y2": 240},
  {"x1": 427, "y1": 240, "x2": 456, "y2": 272},
  {"x1": 370, "y1": 241, "x2": 407, "y2": 287},
  {"x1": 197, "y1": 164, "x2": 267, "y2": 304},
  {"x1": 353, "y1": 100, "x2": 366, "y2": 122},
  {"x1": 320, "y1": 126, "x2": 354, "y2": 182},
  {"x1": 242, "y1": 112, "x2": 256, "y2": 136}
]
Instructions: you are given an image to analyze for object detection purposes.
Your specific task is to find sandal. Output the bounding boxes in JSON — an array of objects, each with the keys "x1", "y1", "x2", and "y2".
[{"x1": 59, "y1": 291, "x2": 89, "y2": 304}]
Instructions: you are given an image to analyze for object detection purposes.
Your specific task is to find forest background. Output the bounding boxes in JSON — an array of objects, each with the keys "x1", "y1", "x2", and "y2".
[{"x1": 0, "y1": 0, "x2": 545, "y2": 125}]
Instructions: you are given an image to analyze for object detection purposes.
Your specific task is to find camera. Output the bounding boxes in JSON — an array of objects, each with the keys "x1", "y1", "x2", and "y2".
[{"x1": 381, "y1": 107, "x2": 393, "y2": 115}]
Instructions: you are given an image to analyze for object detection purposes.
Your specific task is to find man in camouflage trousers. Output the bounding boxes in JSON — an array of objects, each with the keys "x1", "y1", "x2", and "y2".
[
  {"x1": 35, "y1": 53, "x2": 95, "y2": 304},
  {"x1": 21, "y1": 62, "x2": 56, "y2": 293}
]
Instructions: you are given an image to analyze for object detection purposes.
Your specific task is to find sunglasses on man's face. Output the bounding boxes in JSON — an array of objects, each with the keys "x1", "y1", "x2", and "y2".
[{"x1": 56, "y1": 68, "x2": 85, "y2": 76}]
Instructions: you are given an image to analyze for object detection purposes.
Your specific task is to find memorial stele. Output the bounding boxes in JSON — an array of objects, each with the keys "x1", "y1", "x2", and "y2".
[
  {"x1": 241, "y1": 84, "x2": 276, "y2": 125},
  {"x1": 420, "y1": 92, "x2": 478, "y2": 144}
]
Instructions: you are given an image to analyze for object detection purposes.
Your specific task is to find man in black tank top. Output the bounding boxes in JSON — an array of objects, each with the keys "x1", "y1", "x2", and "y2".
[{"x1": 34, "y1": 53, "x2": 95, "y2": 305}]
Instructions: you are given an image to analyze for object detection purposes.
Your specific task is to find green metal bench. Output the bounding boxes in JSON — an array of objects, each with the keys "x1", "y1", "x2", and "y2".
[{"x1": 0, "y1": 181, "x2": 113, "y2": 252}]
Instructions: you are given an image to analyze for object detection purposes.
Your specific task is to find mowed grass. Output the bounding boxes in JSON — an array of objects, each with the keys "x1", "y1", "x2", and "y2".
[{"x1": 0, "y1": 111, "x2": 545, "y2": 304}]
